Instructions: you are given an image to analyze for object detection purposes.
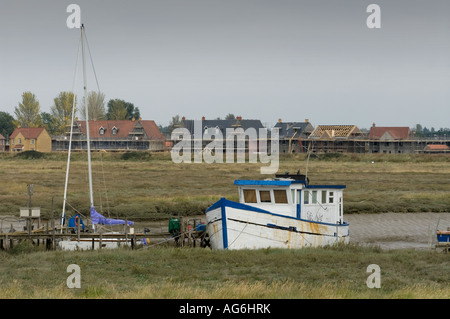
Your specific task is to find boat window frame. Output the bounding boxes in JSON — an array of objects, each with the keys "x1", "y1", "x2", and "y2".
[
  {"x1": 242, "y1": 188, "x2": 257, "y2": 203},
  {"x1": 274, "y1": 189, "x2": 288, "y2": 204},
  {"x1": 312, "y1": 190, "x2": 318, "y2": 204},
  {"x1": 259, "y1": 190, "x2": 272, "y2": 203},
  {"x1": 321, "y1": 190, "x2": 327, "y2": 204},
  {"x1": 329, "y1": 191, "x2": 334, "y2": 204}
]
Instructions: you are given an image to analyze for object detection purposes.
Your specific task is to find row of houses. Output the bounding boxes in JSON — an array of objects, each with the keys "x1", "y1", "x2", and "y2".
[{"x1": 1, "y1": 117, "x2": 449, "y2": 154}]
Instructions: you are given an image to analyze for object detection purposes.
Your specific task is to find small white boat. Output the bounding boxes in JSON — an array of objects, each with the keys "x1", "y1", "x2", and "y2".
[{"x1": 205, "y1": 172, "x2": 349, "y2": 250}]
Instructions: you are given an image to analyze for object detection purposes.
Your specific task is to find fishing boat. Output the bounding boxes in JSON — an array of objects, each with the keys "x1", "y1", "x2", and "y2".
[
  {"x1": 58, "y1": 25, "x2": 134, "y2": 251},
  {"x1": 205, "y1": 171, "x2": 349, "y2": 250}
]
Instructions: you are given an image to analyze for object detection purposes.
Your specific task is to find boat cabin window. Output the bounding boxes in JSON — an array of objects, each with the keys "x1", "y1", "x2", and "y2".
[
  {"x1": 243, "y1": 189, "x2": 257, "y2": 203},
  {"x1": 321, "y1": 191, "x2": 327, "y2": 204},
  {"x1": 312, "y1": 191, "x2": 318, "y2": 204},
  {"x1": 259, "y1": 191, "x2": 271, "y2": 203},
  {"x1": 274, "y1": 190, "x2": 288, "y2": 204},
  {"x1": 329, "y1": 191, "x2": 334, "y2": 203},
  {"x1": 304, "y1": 191, "x2": 309, "y2": 204}
]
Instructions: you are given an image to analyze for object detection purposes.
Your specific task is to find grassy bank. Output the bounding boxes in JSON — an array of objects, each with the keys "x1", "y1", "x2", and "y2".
[
  {"x1": 0, "y1": 152, "x2": 449, "y2": 219},
  {"x1": 0, "y1": 244, "x2": 448, "y2": 299}
]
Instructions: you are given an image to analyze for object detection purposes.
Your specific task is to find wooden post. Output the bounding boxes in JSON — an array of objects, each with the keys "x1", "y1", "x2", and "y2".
[
  {"x1": 77, "y1": 218, "x2": 80, "y2": 242},
  {"x1": 99, "y1": 233, "x2": 102, "y2": 250},
  {"x1": 51, "y1": 200, "x2": 55, "y2": 250},
  {"x1": 180, "y1": 216, "x2": 185, "y2": 247},
  {"x1": 125, "y1": 218, "x2": 128, "y2": 246}
]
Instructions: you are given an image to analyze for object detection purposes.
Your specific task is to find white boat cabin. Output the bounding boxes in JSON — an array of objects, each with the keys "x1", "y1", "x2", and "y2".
[{"x1": 235, "y1": 173, "x2": 345, "y2": 225}]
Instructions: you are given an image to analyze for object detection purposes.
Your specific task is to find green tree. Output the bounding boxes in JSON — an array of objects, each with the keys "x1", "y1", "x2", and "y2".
[
  {"x1": 51, "y1": 92, "x2": 76, "y2": 135},
  {"x1": 0, "y1": 111, "x2": 15, "y2": 139},
  {"x1": 225, "y1": 113, "x2": 235, "y2": 120},
  {"x1": 80, "y1": 91, "x2": 106, "y2": 120},
  {"x1": 14, "y1": 92, "x2": 42, "y2": 128},
  {"x1": 167, "y1": 115, "x2": 183, "y2": 135},
  {"x1": 107, "y1": 99, "x2": 140, "y2": 120},
  {"x1": 41, "y1": 112, "x2": 56, "y2": 135},
  {"x1": 106, "y1": 99, "x2": 128, "y2": 120}
]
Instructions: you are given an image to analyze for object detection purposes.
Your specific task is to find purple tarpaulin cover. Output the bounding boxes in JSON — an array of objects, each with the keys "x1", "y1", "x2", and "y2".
[{"x1": 90, "y1": 206, "x2": 134, "y2": 225}]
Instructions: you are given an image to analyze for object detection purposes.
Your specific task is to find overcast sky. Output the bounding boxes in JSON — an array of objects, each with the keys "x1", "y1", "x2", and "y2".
[{"x1": 1, "y1": 0, "x2": 450, "y2": 129}]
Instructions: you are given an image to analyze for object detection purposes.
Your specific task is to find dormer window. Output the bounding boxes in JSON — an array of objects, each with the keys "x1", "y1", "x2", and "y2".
[
  {"x1": 99, "y1": 127, "x2": 105, "y2": 135},
  {"x1": 112, "y1": 126, "x2": 118, "y2": 135}
]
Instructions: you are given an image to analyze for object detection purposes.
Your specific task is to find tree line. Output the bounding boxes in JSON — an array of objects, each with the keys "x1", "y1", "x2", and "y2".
[{"x1": 0, "y1": 91, "x2": 140, "y2": 138}]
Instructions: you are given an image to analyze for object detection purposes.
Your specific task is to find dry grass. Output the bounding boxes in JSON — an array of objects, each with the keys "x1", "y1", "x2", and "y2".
[
  {"x1": 0, "y1": 244, "x2": 448, "y2": 299},
  {"x1": 0, "y1": 152, "x2": 449, "y2": 220}
]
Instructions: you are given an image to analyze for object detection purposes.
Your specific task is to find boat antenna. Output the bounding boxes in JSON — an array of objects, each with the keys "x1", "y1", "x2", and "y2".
[{"x1": 305, "y1": 141, "x2": 313, "y2": 184}]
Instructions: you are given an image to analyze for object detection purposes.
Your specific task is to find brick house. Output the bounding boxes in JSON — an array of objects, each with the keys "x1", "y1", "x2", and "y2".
[
  {"x1": 10, "y1": 127, "x2": 52, "y2": 152},
  {"x1": 0, "y1": 134, "x2": 5, "y2": 152},
  {"x1": 52, "y1": 119, "x2": 166, "y2": 151}
]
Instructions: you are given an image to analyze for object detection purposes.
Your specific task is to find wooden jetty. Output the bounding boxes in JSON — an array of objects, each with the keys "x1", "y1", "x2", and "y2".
[{"x1": 0, "y1": 216, "x2": 208, "y2": 251}]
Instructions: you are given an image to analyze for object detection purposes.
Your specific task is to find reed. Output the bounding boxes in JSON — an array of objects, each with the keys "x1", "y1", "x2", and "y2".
[
  {"x1": 0, "y1": 245, "x2": 448, "y2": 299},
  {"x1": 0, "y1": 152, "x2": 449, "y2": 219}
]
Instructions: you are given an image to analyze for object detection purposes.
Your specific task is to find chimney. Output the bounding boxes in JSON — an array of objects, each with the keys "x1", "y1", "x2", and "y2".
[
  {"x1": 372, "y1": 122, "x2": 376, "y2": 127},
  {"x1": 278, "y1": 118, "x2": 282, "y2": 123},
  {"x1": 305, "y1": 119, "x2": 309, "y2": 123},
  {"x1": 202, "y1": 116, "x2": 205, "y2": 121},
  {"x1": 182, "y1": 116, "x2": 186, "y2": 121}
]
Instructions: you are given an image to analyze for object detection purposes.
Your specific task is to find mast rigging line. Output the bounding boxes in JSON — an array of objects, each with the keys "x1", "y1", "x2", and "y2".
[
  {"x1": 61, "y1": 33, "x2": 82, "y2": 232},
  {"x1": 61, "y1": 24, "x2": 102, "y2": 232}
]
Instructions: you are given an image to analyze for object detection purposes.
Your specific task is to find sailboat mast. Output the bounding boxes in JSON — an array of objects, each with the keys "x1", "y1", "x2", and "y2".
[{"x1": 81, "y1": 24, "x2": 95, "y2": 209}]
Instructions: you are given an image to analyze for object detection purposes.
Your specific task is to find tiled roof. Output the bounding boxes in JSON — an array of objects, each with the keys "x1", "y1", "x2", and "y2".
[
  {"x1": 369, "y1": 127, "x2": 411, "y2": 140},
  {"x1": 274, "y1": 122, "x2": 314, "y2": 139},
  {"x1": 424, "y1": 144, "x2": 449, "y2": 150},
  {"x1": 182, "y1": 119, "x2": 265, "y2": 137},
  {"x1": 0, "y1": 134, "x2": 5, "y2": 140},
  {"x1": 10, "y1": 127, "x2": 46, "y2": 139},
  {"x1": 74, "y1": 120, "x2": 165, "y2": 140}
]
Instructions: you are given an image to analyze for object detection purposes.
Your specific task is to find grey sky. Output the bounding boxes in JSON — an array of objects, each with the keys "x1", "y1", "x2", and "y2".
[{"x1": 1, "y1": 0, "x2": 449, "y2": 129}]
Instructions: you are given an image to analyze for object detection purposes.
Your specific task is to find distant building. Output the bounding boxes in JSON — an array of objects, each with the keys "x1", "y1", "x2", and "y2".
[
  {"x1": 174, "y1": 116, "x2": 267, "y2": 153},
  {"x1": 423, "y1": 144, "x2": 449, "y2": 153},
  {"x1": 274, "y1": 119, "x2": 314, "y2": 153},
  {"x1": 52, "y1": 119, "x2": 166, "y2": 151},
  {"x1": 369, "y1": 124, "x2": 412, "y2": 140},
  {"x1": 308, "y1": 125, "x2": 365, "y2": 153},
  {"x1": 10, "y1": 127, "x2": 52, "y2": 153},
  {"x1": 0, "y1": 134, "x2": 5, "y2": 152},
  {"x1": 367, "y1": 123, "x2": 414, "y2": 154}
]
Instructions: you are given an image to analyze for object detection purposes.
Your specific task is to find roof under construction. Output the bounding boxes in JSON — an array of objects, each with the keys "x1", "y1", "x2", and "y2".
[{"x1": 309, "y1": 125, "x2": 362, "y2": 139}]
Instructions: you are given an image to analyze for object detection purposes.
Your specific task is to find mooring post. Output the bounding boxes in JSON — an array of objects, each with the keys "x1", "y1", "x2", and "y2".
[
  {"x1": 77, "y1": 218, "x2": 80, "y2": 242},
  {"x1": 51, "y1": 199, "x2": 55, "y2": 250}
]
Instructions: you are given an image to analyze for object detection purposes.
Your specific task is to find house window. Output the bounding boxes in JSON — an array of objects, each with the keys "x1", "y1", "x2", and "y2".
[
  {"x1": 274, "y1": 190, "x2": 288, "y2": 204},
  {"x1": 99, "y1": 127, "x2": 105, "y2": 135},
  {"x1": 18, "y1": 138, "x2": 22, "y2": 144},
  {"x1": 243, "y1": 189, "x2": 257, "y2": 203},
  {"x1": 31, "y1": 139, "x2": 35, "y2": 145},
  {"x1": 112, "y1": 127, "x2": 118, "y2": 135},
  {"x1": 259, "y1": 190, "x2": 271, "y2": 203}
]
